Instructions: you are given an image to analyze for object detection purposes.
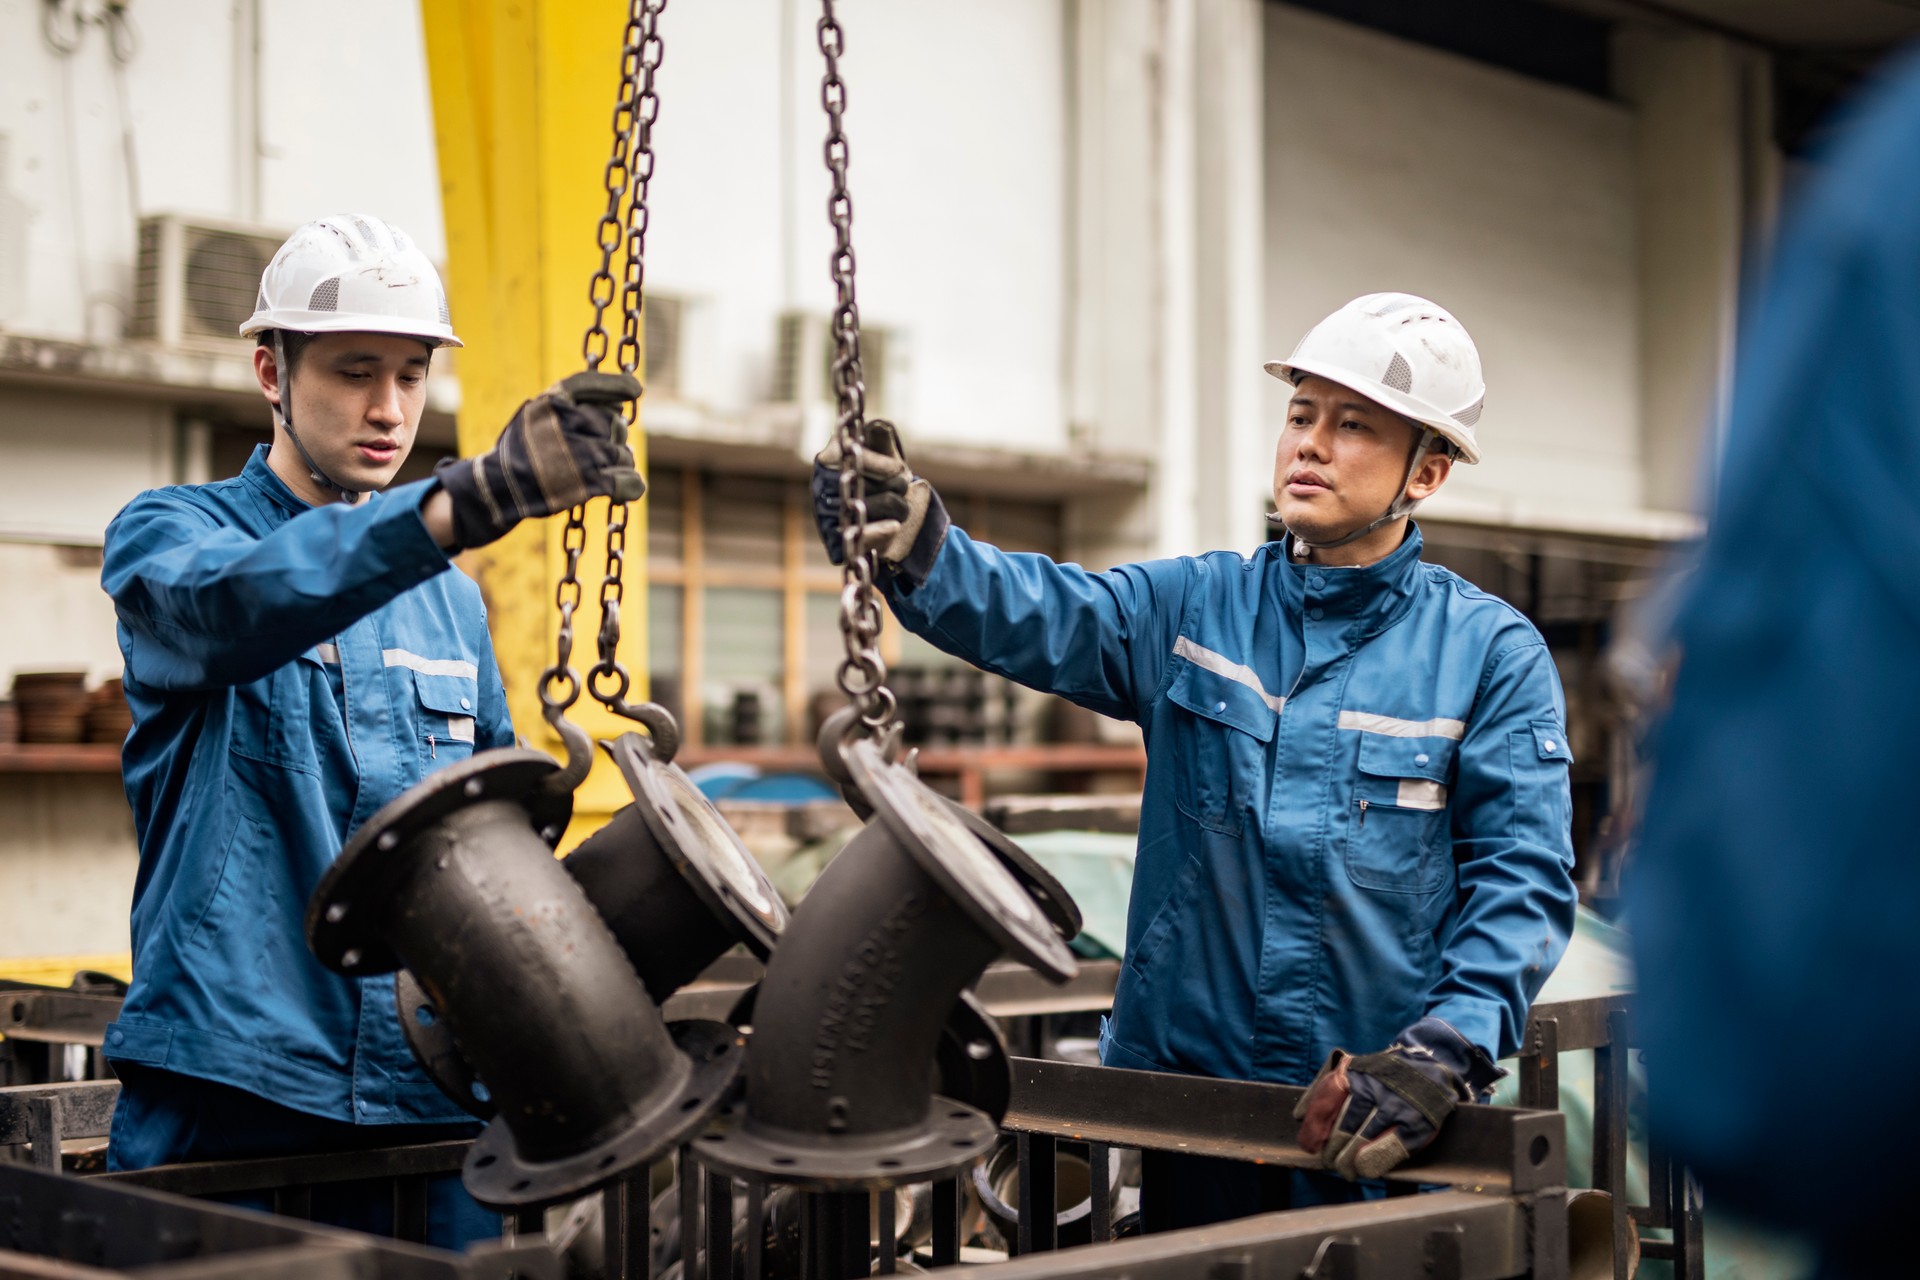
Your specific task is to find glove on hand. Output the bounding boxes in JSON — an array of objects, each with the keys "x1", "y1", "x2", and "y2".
[
  {"x1": 1294, "y1": 1017, "x2": 1503, "y2": 1181},
  {"x1": 810, "y1": 420, "x2": 950, "y2": 587},
  {"x1": 435, "y1": 370, "x2": 646, "y2": 550}
]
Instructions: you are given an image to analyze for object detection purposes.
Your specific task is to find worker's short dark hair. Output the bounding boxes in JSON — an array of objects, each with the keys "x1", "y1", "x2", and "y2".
[{"x1": 256, "y1": 330, "x2": 315, "y2": 377}]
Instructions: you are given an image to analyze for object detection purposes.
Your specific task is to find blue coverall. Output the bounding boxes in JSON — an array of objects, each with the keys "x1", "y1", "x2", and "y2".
[
  {"x1": 99, "y1": 445, "x2": 514, "y2": 1244},
  {"x1": 885, "y1": 522, "x2": 1578, "y2": 1214},
  {"x1": 1628, "y1": 47, "x2": 1920, "y2": 1277}
]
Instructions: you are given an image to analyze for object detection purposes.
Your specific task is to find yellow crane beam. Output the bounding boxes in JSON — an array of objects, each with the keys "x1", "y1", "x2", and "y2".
[{"x1": 420, "y1": 0, "x2": 649, "y2": 844}]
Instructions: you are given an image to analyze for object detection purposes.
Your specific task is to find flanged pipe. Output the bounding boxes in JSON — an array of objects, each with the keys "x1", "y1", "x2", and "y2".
[
  {"x1": 694, "y1": 735, "x2": 1077, "y2": 1188},
  {"x1": 305, "y1": 748, "x2": 742, "y2": 1209},
  {"x1": 397, "y1": 729, "x2": 789, "y2": 1116}
]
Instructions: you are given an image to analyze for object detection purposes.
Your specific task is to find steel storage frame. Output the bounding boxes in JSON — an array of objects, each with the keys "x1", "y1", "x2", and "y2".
[{"x1": 0, "y1": 976, "x2": 1697, "y2": 1279}]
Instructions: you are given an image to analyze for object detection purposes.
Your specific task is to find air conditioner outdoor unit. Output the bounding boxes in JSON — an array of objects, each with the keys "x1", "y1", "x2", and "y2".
[
  {"x1": 128, "y1": 214, "x2": 285, "y2": 347},
  {"x1": 641, "y1": 293, "x2": 684, "y2": 400},
  {"x1": 773, "y1": 310, "x2": 893, "y2": 416}
]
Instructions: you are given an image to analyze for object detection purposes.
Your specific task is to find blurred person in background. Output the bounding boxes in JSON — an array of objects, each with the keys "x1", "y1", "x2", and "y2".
[
  {"x1": 98, "y1": 214, "x2": 640, "y2": 1245},
  {"x1": 1628, "y1": 49, "x2": 1920, "y2": 1279},
  {"x1": 814, "y1": 294, "x2": 1578, "y2": 1225}
]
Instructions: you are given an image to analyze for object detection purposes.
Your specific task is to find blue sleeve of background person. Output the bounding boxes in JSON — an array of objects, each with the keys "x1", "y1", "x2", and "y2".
[
  {"x1": 102, "y1": 478, "x2": 452, "y2": 693},
  {"x1": 1426, "y1": 641, "x2": 1577, "y2": 1060},
  {"x1": 1628, "y1": 51, "x2": 1920, "y2": 1245},
  {"x1": 883, "y1": 527, "x2": 1193, "y2": 724}
]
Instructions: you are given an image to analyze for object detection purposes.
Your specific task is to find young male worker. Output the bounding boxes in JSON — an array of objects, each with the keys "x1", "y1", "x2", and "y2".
[
  {"x1": 99, "y1": 215, "x2": 641, "y2": 1244},
  {"x1": 814, "y1": 293, "x2": 1577, "y2": 1223}
]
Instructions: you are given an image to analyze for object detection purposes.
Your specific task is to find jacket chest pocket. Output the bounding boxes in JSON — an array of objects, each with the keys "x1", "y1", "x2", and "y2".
[
  {"x1": 1347, "y1": 734, "x2": 1456, "y2": 894},
  {"x1": 412, "y1": 672, "x2": 479, "y2": 771},
  {"x1": 228, "y1": 652, "x2": 325, "y2": 774},
  {"x1": 1165, "y1": 660, "x2": 1278, "y2": 837}
]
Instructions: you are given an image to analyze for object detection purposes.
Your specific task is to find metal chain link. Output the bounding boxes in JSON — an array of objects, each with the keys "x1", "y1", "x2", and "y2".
[
  {"x1": 537, "y1": 0, "x2": 666, "y2": 736},
  {"x1": 818, "y1": 0, "x2": 896, "y2": 738}
]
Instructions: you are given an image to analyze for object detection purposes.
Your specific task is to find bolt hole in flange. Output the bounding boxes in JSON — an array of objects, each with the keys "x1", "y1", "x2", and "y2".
[{"x1": 1529, "y1": 1134, "x2": 1551, "y2": 1167}]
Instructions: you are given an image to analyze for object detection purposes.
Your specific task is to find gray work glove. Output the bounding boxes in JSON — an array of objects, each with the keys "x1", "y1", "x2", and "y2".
[
  {"x1": 435, "y1": 371, "x2": 646, "y2": 550},
  {"x1": 1294, "y1": 1017, "x2": 1504, "y2": 1180},
  {"x1": 810, "y1": 420, "x2": 950, "y2": 588}
]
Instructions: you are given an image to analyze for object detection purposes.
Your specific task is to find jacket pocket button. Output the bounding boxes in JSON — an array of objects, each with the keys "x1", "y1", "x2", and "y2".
[{"x1": 1214, "y1": 701, "x2": 1226, "y2": 714}]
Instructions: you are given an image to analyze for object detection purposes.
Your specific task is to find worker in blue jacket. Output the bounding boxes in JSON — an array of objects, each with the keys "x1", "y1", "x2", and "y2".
[
  {"x1": 1628, "y1": 51, "x2": 1920, "y2": 1278},
  {"x1": 815, "y1": 294, "x2": 1577, "y2": 1224},
  {"x1": 99, "y1": 215, "x2": 642, "y2": 1245}
]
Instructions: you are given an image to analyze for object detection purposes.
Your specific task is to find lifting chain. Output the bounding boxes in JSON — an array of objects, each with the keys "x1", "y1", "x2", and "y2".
[
  {"x1": 819, "y1": 0, "x2": 898, "y2": 744},
  {"x1": 539, "y1": 0, "x2": 678, "y2": 775}
]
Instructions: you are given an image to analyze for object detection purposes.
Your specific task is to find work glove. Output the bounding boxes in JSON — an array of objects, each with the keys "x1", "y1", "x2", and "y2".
[
  {"x1": 434, "y1": 371, "x2": 646, "y2": 551},
  {"x1": 810, "y1": 420, "x2": 950, "y2": 588},
  {"x1": 1294, "y1": 1016, "x2": 1504, "y2": 1181}
]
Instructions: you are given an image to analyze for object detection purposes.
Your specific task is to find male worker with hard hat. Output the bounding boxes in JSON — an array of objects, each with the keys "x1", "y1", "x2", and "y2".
[
  {"x1": 815, "y1": 293, "x2": 1577, "y2": 1222},
  {"x1": 99, "y1": 215, "x2": 642, "y2": 1243}
]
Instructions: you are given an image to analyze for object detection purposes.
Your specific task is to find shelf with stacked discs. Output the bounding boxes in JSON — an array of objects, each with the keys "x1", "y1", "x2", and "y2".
[{"x1": 0, "y1": 673, "x2": 130, "y2": 770}]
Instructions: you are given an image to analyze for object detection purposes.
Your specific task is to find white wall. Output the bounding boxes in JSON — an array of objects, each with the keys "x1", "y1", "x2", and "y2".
[
  {"x1": 0, "y1": 0, "x2": 444, "y2": 343},
  {"x1": 0, "y1": 775, "x2": 136, "y2": 960},
  {"x1": 0, "y1": 388, "x2": 173, "y2": 545},
  {"x1": 1262, "y1": 5, "x2": 1645, "y2": 525},
  {"x1": 648, "y1": 0, "x2": 1069, "y2": 451}
]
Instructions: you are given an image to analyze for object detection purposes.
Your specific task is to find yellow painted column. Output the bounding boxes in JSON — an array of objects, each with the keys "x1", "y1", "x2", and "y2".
[{"x1": 421, "y1": 0, "x2": 649, "y2": 844}]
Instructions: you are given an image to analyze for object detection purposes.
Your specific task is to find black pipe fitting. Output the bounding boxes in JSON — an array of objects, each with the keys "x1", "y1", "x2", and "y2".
[
  {"x1": 395, "y1": 730, "x2": 787, "y2": 1117},
  {"x1": 305, "y1": 749, "x2": 742, "y2": 1209},
  {"x1": 694, "y1": 736, "x2": 1077, "y2": 1188}
]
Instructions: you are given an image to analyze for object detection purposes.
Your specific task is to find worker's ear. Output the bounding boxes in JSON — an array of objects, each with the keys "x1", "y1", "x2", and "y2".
[
  {"x1": 1405, "y1": 445, "x2": 1453, "y2": 503},
  {"x1": 253, "y1": 344, "x2": 284, "y2": 411}
]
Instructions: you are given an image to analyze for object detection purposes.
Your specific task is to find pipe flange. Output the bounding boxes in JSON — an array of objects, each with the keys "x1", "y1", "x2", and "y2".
[
  {"x1": 395, "y1": 970, "x2": 495, "y2": 1119},
  {"x1": 936, "y1": 795, "x2": 1083, "y2": 943},
  {"x1": 934, "y1": 991, "x2": 1012, "y2": 1127},
  {"x1": 605, "y1": 732, "x2": 788, "y2": 956},
  {"x1": 308, "y1": 750, "x2": 574, "y2": 975},
  {"x1": 843, "y1": 739, "x2": 1077, "y2": 982},
  {"x1": 463, "y1": 1018, "x2": 744, "y2": 1210},
  {"x1": 692, "y1": 1094, "x2": 999, "y2": 1190}
]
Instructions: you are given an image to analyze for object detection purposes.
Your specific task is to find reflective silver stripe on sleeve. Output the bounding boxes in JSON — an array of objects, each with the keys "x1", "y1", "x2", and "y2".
[
  {"x1": 1396, "y1": 778, "x2": 1448, "y2": 810},
  {"x1": 1338, "y1": 710, "x2": 1467, "y2": 740},
  {"x1": 312, "y1": 643, "x2": 341, "y2": 664},
  {"x1": 446, "y1": 715, "x2": 476, "y2": 744},
  {"x1": 1172, "y1": 636, "x2": 1287, "y2": 713},
  {"x1": 381, "y1": 649, "x2": 479, "y2": 679}
]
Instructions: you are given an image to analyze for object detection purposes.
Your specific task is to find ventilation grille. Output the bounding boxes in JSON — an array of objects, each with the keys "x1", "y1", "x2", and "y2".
[
  {"x1": 642, "y1": 294, "x2": 683, "y2": 398},
  {"x1": 771, "y1": 311, "x2": 892, "y2": 414},
  {"x1": 127, "y1": 215, "x2": 284, "y2": 344},
  {"x1": 1453, "y1": 399, "x2": 1484, "y2": 427},
  {"x1": 308, "y1": 277, "x2": 341, "y2": 312},
  {"x1": 1382, "y1": 351, "x2": 1414, "y2": 394}
]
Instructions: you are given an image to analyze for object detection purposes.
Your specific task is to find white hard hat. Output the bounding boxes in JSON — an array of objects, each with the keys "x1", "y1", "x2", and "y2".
[
  {"x1": 240, "y1": 214, "x2": 462, "y2": 348},
  {"x1": 1264, "y1": 293, "x2": 1483, "y2": 463}
]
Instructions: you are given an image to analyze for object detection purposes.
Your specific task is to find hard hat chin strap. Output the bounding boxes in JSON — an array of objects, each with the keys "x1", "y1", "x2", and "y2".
[
  {"x1": 1276, "y1": 427, "x2": 1437, "y2": 561},
  {"x1": 273, "y1": 330, "x2": 364, "y2": 505}
]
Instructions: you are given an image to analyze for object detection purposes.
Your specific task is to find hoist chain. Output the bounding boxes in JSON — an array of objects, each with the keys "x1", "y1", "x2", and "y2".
[
  {"x1": 541, "y1": 0, "x2": 666, "y2": 745},
  {"x1": 819, "y1": 0, "x2": 896, "y2": 740}
]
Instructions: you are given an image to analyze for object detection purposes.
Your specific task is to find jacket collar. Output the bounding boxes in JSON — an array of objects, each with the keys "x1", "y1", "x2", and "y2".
[
  {"x1": 240, "y1": 443, "x2": 314, "y2": 518},
  {"x1": 1274, "y1": 522, "x2": 1426, "y2": 641},
  {"x1": 240, "y1": 443, "x2": 381, "y2": 519}
]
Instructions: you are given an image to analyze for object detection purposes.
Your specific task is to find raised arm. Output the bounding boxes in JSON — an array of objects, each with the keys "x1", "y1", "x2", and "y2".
[
  {"x1": 885, "y1": 527, "x2": 1191, "y2": 724},
  {"x1": 103, "y1": 479, "x2": 453, "y2": 692}
]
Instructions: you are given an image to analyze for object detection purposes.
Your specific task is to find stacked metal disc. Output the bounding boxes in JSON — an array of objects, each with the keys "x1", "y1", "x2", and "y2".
[
  {"x1": 11, "y1": 672, "x2": 90, "y2": 744},
  {"x1": 85, "y1": 679, "x2": 133, "y2": 744}
]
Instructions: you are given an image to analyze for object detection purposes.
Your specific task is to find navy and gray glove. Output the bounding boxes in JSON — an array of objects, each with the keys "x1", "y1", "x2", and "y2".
[
  {"x1": 1294, "y1": 1017, "x2": 1504, "y2": 1180},
  {"x1": 810, "y1": 420, "x2": 949, "y2": 587},
  {"x1": 435, "y1": 370, "x2": 646, "y2": 550}
]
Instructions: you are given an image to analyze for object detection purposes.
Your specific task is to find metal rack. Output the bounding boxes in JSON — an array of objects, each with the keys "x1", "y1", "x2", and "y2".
[{"x1": 0, "y1": 986, "x2": 1698, "y2": 1280}]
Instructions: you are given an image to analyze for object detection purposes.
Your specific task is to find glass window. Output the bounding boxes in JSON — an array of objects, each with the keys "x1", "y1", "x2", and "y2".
[
  {"x1": 647, "y1": 584, "x2": 684, "y2": 728},
  {"x1": 702, "y1": 474, "x2": 785, "y2": 569},
  {"x1": 646, "y1": 468, "x2": 683, "y2": 566},
  {"x1": 702, "y1": 586, "x2": 784, "y2": 745}
]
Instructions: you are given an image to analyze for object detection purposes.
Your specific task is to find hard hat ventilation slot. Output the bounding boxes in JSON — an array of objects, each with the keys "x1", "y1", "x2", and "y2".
[
  {"x1": 307, "y1": 278, "x2": 341, "y2": 313},
  {"x1": 1453, "y1": 398, "x2": 1484, "y2": 427},
  {"x1": 352, "y1": 217, "x2": 378, "y2": 247},
  {"x1": 438, "y1": 294, "x2": 452, "y2": 326},
  {"x1": 1383, "y1": 351, "x2": 1414, "y2": 393}
]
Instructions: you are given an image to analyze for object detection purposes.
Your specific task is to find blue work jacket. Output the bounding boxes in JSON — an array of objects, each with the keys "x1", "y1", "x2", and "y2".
[
  {"x1": 888, "y1": 524, "x2": 1576, "y2": 1080},
  {"x1": 99, "y1": 446, "x2": 514, "y2": 1123}
]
